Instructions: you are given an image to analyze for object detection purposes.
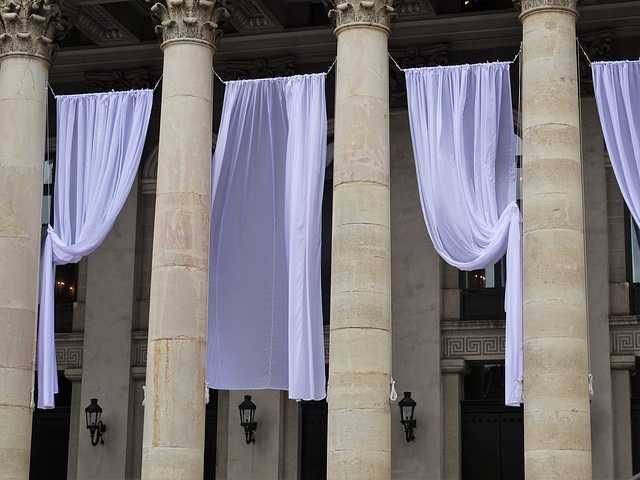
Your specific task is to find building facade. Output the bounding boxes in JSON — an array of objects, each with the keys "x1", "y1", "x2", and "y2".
[{"x1": 1, "y1": 0, "x2": 640, "y2": 479}]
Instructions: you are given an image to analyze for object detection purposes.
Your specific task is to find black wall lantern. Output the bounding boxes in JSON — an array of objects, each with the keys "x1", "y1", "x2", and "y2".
[
  {"x1": 85, "y1": 398, "x2": 106, "y2": 446},
  {"x1": 399, "y1": 391, "x2": 416, "y2": 442},
  {"x1": 239, "y1": 395, "x2": 257, "y2": 444}
]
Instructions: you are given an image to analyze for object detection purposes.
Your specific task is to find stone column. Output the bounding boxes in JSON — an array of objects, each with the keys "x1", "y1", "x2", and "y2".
[
  {"x1": 441, "y1": 359, "x2": 469, "y2": 480},
  {"x1": 141, "y1": 2, "x2": 227, "y2": 478},
  {"x1": 610, "y1": 355, "x2": 635, "y2": 480},
  {"x1": 517, "y1": 1, "x2": 592, "y2": 478},
  {"x1": 325, "y1": 1, "x2": 394, "y2": 478},
  {"x1": 0, "y1": 3, "x2": 72, "y2": 477}
]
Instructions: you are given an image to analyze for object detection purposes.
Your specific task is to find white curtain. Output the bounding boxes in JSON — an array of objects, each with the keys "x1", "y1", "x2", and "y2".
[
  {"x1": 38, "y1": 90, "x2": 153, "y2": 408},
  {"x1": 405, "y1": 63, "x2": 523, "y2": 406},
  {"x1": 208, "y1": 74, "x2": 327, "y2": 401},
  {"x1": 592, "y1": 61, "x2": 640, "y2": 226}
]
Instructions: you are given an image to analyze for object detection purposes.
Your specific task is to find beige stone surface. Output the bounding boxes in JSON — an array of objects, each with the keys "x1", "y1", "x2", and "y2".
[
  {"x1": 327, "y1": 16, "x2": 392, "y2": 480},
  {"x1": 520, "y1": 3, "x2": 592, "y2": 478},
  {"x1": 0, "y1": 55, "x2": 48, "y2": 479},
  {"x1": 141, "y1": 38, "x2": 214, "y2": 479}
]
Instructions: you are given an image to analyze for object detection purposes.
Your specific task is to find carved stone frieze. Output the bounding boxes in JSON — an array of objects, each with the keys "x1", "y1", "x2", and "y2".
[
  {"x1": 442, "y1": 320, "x2": 506, "y2": 361},
  {"x1": 147, "y1": 0, "x2": 230, "y2": 48},
  {"x1": 324, "y1": 0, "x2": 396, "y2": 31},
  {"x1": 610, "y1": 317, "x2": 640, "y2": 356},
  {"x1": 226, "y1": 56, "x2": 295, "y2": 80},
  {"x1": 513, "y1": 0, "x2": 583, "y2": 13},
  {"x1": 393, "y1": 0, "x2": 434, "y2": 20},
  {"x1": 0, "y1": 0, "x2": 76, "y2": 61},
  {"x1": 76, "y1": 4, "x2": 137, "y2": 47},
  {"x1": 227, "y1": 0, "x2": 282, "y2": 33},
  {"x1": 85, "y1": 67, "x2": 151, "y2": 92},
  {"x1": 578, "y1": 30, "x2": 611, "y2": 96},
  {"x1": 389, "y1": 43, "x2": 448, "y2": 108},
  {"x1": 53, "y1": 333, "x2": 84, "y2": 369}
]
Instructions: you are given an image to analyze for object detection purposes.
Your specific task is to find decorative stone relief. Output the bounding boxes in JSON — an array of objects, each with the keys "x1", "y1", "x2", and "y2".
[
  {"x1": 442, "y1": 320, "x2": 506, "y2": 360},
  {"x1": 227, "y1": 0, "x2": 282, "y2": 33},
  {"x1": 75, "y1": 5, "x2": 137, "y2": 47},
  {"x1": 133, "y1": 333, "x2": 148, "y2": 367},
  {"x1": 54, "y1": 334, "x2": 84, "y2": 369},
  {"x1": 147, "y1": 0, "x2": 230, "y2": 48},
  {"x1": 393, "y1": 0, "x2": 435, "y2": 20},
  {"x1": 324, "y1": 0, "x2": 396, "y2": 30},
  {"x1": 0, "y1": 0, "x2": 76, "y2": 61},
  {"x1": 389, "y1": 43, "x2": 448, "y2": 108},
  {"x1": 611, "y1": 328, "x2": 640, "y2": 355},
  {"x1": 85, "y1": 68, "x2": 151, "y2": 92},
  {"x1": 226, "y1": 56, "x2": 295, "y2": 80},
  {"x1": 578, "y1": 30, "x2": 611, "y2": 96},
  {"x1": 513, "y1": 0, "x2": 582, "y2": 12}
]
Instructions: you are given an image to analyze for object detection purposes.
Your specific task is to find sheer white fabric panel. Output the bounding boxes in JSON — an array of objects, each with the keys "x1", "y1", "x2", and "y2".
[
  {"x1": 284, "y1": 75, "x2": 327, "y2": 400},
  {"x1": 208, "y1": 74, "x2": 327, "y2": 400},
  {"x1": 405, "y1": 63, "x2": 523, "y2": 406},
  {"x1": 38, "y1": 90, "x2": 153, "y2": 408},
  {"x1": 592, "y1": 61, "x2": 640, "y2": 226}
]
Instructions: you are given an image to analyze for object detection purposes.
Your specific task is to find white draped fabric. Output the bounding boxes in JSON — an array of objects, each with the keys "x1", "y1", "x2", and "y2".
[
  {"x1": 405, "y1": 63, "x2": 523, "y2": 406},
  {"x1": 208, "y1": 74, "x2": 327, "y2": 401},
  {"x1": 592, "y1": 61, "x2": 640, "y2": 226},
  {"x1": 38, "y1": 90, "x2": 153, "y2": 408}
]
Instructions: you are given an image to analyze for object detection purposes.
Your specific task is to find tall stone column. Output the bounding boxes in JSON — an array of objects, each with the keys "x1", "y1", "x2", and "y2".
[
  {"x1": 517, "y1": 1, "x2": 592, "y2": 478},
  {"x1": 325, "y1": 1, "x2": 394, "y2": 478},
  {"x1": 141, "y1": 2, "x2": 227, "y2": 478},
  {"x1": 0, "y1": 3, "x2": 72, "y2": 477}
]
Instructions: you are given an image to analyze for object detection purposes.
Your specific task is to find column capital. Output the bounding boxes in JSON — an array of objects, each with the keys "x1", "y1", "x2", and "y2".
[
  {"x1": 514, "y1": 0, "x2": 583, "y2": 19},
  {"x1": 441, "y1": 358, "x2": 470, "y2": 376},
  {"x1": 147, "y1": 0, "x2": 230, "y2": 50},
  {"x1": 325, "y1": 0, "x2": 396, "y2": 34},
  {"x1": 0, "y1": 0, "x2": 76, "y2": 62}
]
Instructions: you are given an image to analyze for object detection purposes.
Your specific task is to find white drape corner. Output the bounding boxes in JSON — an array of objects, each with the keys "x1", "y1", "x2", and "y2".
[
  {"x1": 592, "y1": 61, "x2": 640, "y2": 227},
  {"x1": 38, "y1": 89, "x2": 153, "y2": 409},
  {"x1": 405, "y1": 63, "x2": 523, "y2": 407},
  {"x1": 207, "y1": 74, "x2": 327, "y2": 401}
]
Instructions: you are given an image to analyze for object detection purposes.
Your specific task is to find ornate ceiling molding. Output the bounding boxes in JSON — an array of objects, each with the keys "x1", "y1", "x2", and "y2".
[
  {"x1": 76, "y1": 4, "x2": 137, "y2": 46},
  {"x1": 0, "y1": 0, "x2": 77, "y2": 61},
  {"x1": 393, "y1": 0, "x2": 435, "y2": 21},
  {"x1": 227, "y1": 0, "x2": 282, "y2": 33},
  {"x1": 84, "y1": 67, "x2": 151, "y2": 92},
  {"x1": 225, "y1": 55, "x2": 295, "y2": 80}
]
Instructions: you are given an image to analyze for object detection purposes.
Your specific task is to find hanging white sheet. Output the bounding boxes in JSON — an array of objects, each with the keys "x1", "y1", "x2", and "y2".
[
  {"x1": 208, "y1": 74, "x2": 327, "y2": 401},
  {"x1": 592, "y1": 61, "x2": 640, "y2": 226},
  {"x1": 38, "y1": 90, "x2": 153, "y2": 408},
  {"x1": 405, "y1": 63, "x2": 523, "y2": 406}
]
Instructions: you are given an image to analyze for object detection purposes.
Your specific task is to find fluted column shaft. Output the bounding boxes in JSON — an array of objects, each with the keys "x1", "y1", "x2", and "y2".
[
  {"x1": 519, "y1": 1, "x2": 592, "y2": 478},
  {"x1": 326, "y1": 2, "x2": 393, "y2": 478},
  {"x1": 141, "y1": 3, "x2": 226, "y2": 477},
  {"x1": 0, "y1": 2, "x2": 72, "y2": 476}
]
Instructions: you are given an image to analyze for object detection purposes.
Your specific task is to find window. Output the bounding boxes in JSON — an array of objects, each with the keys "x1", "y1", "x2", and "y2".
[
  {"x1": 626, "y1": 210, "x2": 640, "y2": 314},
  {"x1": 459, "y1": 132, "x2": 521, "y2": 320}
]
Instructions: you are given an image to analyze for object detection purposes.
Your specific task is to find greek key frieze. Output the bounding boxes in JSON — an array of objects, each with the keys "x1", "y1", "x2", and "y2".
[
  {"x1": 443, "y1": 333, "x2": 505, "y2": 359},
  {"x1": 611, "y1": 330, "x2": 640, "y2": 355},
  {"x1": 55, "y1": 346, "x2": 83, "y2": 369}
]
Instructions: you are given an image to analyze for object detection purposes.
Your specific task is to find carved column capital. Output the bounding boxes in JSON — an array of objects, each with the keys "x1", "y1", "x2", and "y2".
[
  {"x1": 0, "y1": 0, "x2": 76, "y2": 62},
  {"x1": 147, "y1": 0, "x2": 230, "y2": 50},
  {"x1": 324, "y1": 0, "x2": 396, "y2": 33},
  {"x1": 514, "y1": 0, "x2": 583, "y2": 19}
]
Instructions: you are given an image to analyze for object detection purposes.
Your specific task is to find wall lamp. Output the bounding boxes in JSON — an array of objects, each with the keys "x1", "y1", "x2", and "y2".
[
  {"x1": 239, "y1": 395, "x2": 257, "y2": 444},
  {"x1": 399, "y1": 391, "x2": 416, "y2": 442},
  {"x1": 85, "y1": 398, "x2": 106, "y2": 446}
]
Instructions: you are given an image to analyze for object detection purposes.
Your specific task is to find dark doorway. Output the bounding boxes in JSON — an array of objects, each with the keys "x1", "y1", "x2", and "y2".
[
  {"x1": 301, "y1": 400, "x2": 328, "y2": 480},
  {"x1": 29, "y1": 373, "x2": 71, "y2": 480},
  {"x1": 461, "y1": 400, "x2": 524, "y2": 480},
  {"x1": 632, "y1": 398, "x2": 640, "y2": 475},
  {"x1": 204, "y1": 389, "x2": 218, "y2": 480}
]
